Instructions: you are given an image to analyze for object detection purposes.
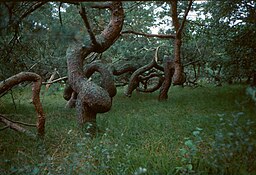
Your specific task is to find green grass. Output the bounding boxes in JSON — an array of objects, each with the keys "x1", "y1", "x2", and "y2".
[{"x1": 0, "y1": 84, "x2": 255, "y2": 174}]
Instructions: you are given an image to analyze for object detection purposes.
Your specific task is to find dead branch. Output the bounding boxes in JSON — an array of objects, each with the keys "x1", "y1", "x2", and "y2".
[
  {"x1": 45, "y1": 68, "x2": 57, "y2": 91},
  {"x1": 137, "y1": 76, "x2": 164, "y2": 93},
  {"x1": 0, "y1": 114, "x2": 36, "y2": 127},
  {"x1": 121, "y1": 30, "x2": 175, "y2": 39},
  {"x1": 0, "y1": 114, "x2": 36, "y2": 138},
  {"x1": 112, "y1": 63, "x2": 138, "y2": 76},
  {"x1": 42, "y1": 76, "x2": 68, "y2": 85}
]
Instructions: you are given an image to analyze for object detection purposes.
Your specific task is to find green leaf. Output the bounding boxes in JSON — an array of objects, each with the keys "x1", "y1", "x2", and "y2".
[
  {"x1": 196, "y1": 127, "x2": 203, "y2": 131},
  {"x1": 187, "y1": 164, "x2": 193, "y2": 170},
  {"x1": 185, "y1": 140, "x2": 194, "y2": 148},
  {"x1": 193, "y1": 130, "x2": 200, "y2": 136},
  {"x1": 32, "y1": 167, "x2": 39, "y2": 175}
]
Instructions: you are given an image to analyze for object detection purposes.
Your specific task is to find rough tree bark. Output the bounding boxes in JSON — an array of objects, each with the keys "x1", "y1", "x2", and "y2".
[
  {"x1": 0, "y1": 72, "x2": 45, "y2": 136},
  {"x1": 158, "y1": 57, "x2": 175, "y2": 101},
  {"x1": 171, "y1": 0, "x2": 193, "y2": 85},
  {"x1": 125, "y1": 47, "x2": 163, "y2": 97},
  {"x1": 64, "y1": 63, "x2": 117, "y2": 109},
  {"x1": 111, "y1": 63, "x2": 138, "y2": 76},
  {"x1": 122, "y1": 0, "x2": 193, "y2": 100},
  {"x1": 66, "y1": 2, "x2": 124, "y2": 127},
  {"x1": 63, "y1": 83, "x2": 77, "y2": 108},
  {"x1": 136, "y1": 73, "x2": 164, "y2": 93}
]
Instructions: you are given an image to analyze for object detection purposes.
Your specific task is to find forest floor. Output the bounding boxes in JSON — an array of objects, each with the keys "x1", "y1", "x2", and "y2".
[{"x1": 0, "y1": 84, "x2": 255, "y2": 174}]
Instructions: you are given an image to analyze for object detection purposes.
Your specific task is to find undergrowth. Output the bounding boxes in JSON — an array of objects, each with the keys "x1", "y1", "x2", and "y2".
[{"x1": 0, "y1": 84, "x2": 255, "y2": 174}]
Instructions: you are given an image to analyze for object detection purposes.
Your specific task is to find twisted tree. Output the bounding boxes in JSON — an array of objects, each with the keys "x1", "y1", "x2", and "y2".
[
  {"x1": 66, "y1": 2, "x2": 124, "y2": 127},
  {"x1": 122, "y1": 0, "x2": 193, "y2": 100},
  {"x1": 125, "y1": 46, "x2": 176, "y2": 101},
  {"x1": 125, "y1": 46, "x2": 164, "y2": 97}
]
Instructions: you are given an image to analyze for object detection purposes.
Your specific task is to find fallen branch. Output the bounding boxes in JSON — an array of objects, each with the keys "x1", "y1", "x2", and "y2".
[
  {"x1": 0, "y1": 114, "x2": 36, "y2": 127},
  {"x1": 0, "y1": 114, "x2": 36, "y2": 138}
]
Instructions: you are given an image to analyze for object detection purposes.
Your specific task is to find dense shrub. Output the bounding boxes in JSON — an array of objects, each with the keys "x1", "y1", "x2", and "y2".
[{"x1": 177, "y1": 112, "x2": 256, "y2": 175}]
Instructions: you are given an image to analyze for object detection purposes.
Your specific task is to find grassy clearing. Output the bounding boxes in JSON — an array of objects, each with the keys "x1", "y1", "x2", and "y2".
[{"x1": 0, "y1": 84, "x2": 255, "y2": 174}]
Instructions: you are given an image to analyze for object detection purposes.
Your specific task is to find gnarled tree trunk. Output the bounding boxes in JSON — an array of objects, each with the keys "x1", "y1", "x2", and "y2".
[
  {"x1": 66, "y1": 2, "x2": 124, "y2": 127},
  {"x1": 158, "y1": 57, "x2": 175, "y2": 101},
  {"x1": 125, "y1": 47, "x2": 163, "y2": 97}
]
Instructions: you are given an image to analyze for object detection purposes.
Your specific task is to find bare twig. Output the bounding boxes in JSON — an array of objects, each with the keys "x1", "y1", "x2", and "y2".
[
  {"x1": 27, "y1": 63, "x2": 38, "y2": 71},
  {"x1": 121, "y1": 30, "x2": 175, "y2": 39},
  {"x1": 45, "y1": 68, "x2": 57, "y2": 91},
  {"x1": 42, "y1": 76, "x2": 68, "y2": 85}
]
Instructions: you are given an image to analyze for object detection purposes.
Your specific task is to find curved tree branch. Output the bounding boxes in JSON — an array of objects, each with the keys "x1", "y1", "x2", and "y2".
[
  {"x1": 137, "y1": 75, "x2": 164, "y2": 93},
  {"x1": 125, "y1": 47, "x2": 163, "y2": 97},
  {"x1": 0, "y1": 72, "x2": 45, "y2": 136},
  {"x1": 84, "y1": 63, "x2": 116, "y2": 98}
]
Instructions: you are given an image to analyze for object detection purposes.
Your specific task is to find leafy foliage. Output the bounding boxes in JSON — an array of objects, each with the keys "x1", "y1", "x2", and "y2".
[
  {"x1": 191, "y1": 0, "x2": 256, "y2": 83},
  {"x1": 176, "y1": 112, "x2": 256, "y2": 175}
]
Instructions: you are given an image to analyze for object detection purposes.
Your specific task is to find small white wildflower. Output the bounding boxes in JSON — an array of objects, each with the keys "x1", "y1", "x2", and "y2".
[
  {"x1": 68, "y1": 129, "x2": 72, "y2": 134},
  {"x1": 85, "y1": 132, "x2": 91, "y2": 136},
  {"x1": 134, "y1": 167, "x2": 147, "y2": 175}
]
